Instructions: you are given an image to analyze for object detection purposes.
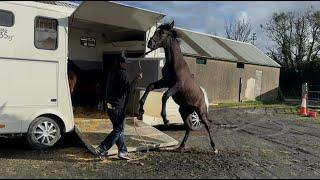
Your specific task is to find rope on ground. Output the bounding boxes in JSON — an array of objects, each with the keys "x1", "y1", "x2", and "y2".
[
  {"x1": 126, "y1": 49, "x2": 156, "y2": 162},
  {"x1": 127, "y1": 88, "x2": 150, "y2": 162}
]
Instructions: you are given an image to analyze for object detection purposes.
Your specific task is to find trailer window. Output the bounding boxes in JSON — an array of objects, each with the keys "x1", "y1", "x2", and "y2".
[
  {"x1": 34, "y1": 17, "x2": 58, "y2": 50},
  {"x1": 0, "y1": 10, "x2": 14, "y2": 27}
]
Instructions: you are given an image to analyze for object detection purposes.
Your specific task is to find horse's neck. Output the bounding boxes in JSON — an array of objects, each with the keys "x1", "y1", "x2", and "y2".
[
  {"x1": 164, "y1": 39, "x2": 183, "y2": 67},
  {"x1": 164, "y1": 42, "x2": 172, "y2": 66}
]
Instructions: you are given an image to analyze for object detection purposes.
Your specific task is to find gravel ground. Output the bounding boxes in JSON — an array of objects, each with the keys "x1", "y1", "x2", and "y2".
[{"x1": 1, "y1": 108, "x2": 320, "y2": 179}]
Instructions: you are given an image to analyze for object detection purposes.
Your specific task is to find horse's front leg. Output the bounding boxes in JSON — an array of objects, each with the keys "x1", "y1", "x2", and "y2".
[
  {"x1": 161, "y1": 85, "x2": 180, "y2": 125},
  {"x1": 139, "y1": 79, "x2": 167, "y2": 118}
]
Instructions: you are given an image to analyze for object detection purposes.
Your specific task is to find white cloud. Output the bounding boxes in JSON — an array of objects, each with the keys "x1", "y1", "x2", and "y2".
[
  {"x1": 205, "y1": 16, "x2": 225, "y2": 36},
  {"x1": 171, "y1": 1, "x2": 199, "y2": 6},
  {"x1": 119, "y1": 1, "x2": 320, "y2": 53},
  {"x1": 238, "y1": 11, "x2": 249, "y2": 22}
]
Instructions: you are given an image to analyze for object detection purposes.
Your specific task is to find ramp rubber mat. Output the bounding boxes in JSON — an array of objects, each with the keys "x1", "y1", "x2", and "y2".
[{"x1": 74, "y1": 117, "x2": 179, "y2": 155}]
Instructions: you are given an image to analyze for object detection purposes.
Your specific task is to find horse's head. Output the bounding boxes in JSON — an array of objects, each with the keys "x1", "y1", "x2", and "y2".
[{"x1": 148, "y1": 20, "x2": 178, "y2": 50}]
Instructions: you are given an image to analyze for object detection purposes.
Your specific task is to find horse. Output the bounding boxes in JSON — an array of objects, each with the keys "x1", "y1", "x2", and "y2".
[
  {"x1": 67, "y1": 60, "x2": 104, "y2": 107},
  {"x1": 138, "y1": 21, "x2": 218, "y2": 153},
  {"x1": 68, "y1": 70, "x2": 77, "y2": 95},
  {"x1": 68, "y1": 60, "x2": 80, "y2": 99}
]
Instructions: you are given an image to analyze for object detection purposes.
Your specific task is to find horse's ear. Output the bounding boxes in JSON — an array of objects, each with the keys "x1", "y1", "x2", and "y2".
[{"x1": 170, "y1": 20, "x2": 174, "y2": 29}]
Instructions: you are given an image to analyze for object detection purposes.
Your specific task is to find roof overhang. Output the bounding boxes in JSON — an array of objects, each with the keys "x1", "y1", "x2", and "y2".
[{"x1": 70, "y1": 1, "x2": 166, "y2": 31}]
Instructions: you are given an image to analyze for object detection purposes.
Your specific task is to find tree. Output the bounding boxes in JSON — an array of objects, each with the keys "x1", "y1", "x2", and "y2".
[
  {"x1": 264, "y1": 8, "x2": 320, "y2": 73},
  {"x1": 224, "y1": 19, "x2": 255, "y2": 43},
  {"x1": 264, "y1": 7, "x2": 320, "y2": 97}
]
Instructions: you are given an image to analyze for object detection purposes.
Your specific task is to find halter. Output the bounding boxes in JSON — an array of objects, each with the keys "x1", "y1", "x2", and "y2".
[{"x1": 148, "y1": 37, "x2": 157, "y2": 48}]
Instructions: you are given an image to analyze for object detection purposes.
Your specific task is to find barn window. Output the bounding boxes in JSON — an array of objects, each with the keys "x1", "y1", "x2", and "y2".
[
  {"x1": 34, "y1": 17, "x2": 58, "y2": 50},
  {"x1": 237, "y1": 62, "x2": 245, "y2": 68},
  {"x1": 0, "y1": 10, "x2": 14, "y2": 27},
  {"x1": 196, "y1": 58, "x2": 207, "y2": 65}
]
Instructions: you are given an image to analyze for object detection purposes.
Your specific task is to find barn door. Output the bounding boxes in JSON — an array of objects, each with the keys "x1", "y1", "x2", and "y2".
[
  {"x1": 239, "y1": 78, "x2": 243, "y2": 102},
  {"x1": 255, "y1": 70, "x2": 263, "y2": 99}
]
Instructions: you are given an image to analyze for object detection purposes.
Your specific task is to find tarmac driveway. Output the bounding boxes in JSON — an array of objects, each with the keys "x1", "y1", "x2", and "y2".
[{"x1": 0, "y1": 107, "x2": 320, "y2": 179}]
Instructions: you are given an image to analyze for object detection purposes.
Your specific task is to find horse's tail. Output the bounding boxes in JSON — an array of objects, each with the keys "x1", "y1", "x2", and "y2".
[
  {"x1": 200, "y1": 86, "x2": 209, "y2": 111},
  {"x1": 199, "y1": 87, "x2": 237, "y2": 128},
  {"x1": 200, "y1": 86, "x2": 209, "y2": 116}
]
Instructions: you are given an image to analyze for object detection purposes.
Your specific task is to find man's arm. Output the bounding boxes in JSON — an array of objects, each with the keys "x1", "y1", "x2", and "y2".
[{"x1": 119, "y1": 71, "x2": 140, "y2": 95}]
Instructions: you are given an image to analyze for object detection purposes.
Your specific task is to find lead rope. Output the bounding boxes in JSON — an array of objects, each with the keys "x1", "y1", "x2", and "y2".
[
  {"x1": 127, "y1": 49, "x2": 156, "y2": 162},
  {"x1": 129, "y1": 24, "x2": 158, "y2": 161}
]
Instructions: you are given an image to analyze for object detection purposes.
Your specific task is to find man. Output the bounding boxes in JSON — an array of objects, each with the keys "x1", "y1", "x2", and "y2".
[{"x1": 95, "y1": 51, "x2": 143, "y2": 160}]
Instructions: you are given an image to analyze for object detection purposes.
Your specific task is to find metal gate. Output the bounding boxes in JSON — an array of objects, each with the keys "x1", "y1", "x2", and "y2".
[{"x1": 308, "y1": 84, "x2": 320, "y2": 101}]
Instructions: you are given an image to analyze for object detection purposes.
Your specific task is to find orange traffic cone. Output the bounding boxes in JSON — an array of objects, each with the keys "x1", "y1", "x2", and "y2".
[
  {"x1": 308, "y1": 111, "x2": 317, "y2": 118},
  {"x1": 299, "y1": 93, "x2": 308, "y2": 116}
]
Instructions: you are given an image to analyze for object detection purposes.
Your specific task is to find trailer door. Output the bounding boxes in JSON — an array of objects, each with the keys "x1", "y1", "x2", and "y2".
[{"x1": 70, "y1": 1, "x2": 165, "y2": 31}]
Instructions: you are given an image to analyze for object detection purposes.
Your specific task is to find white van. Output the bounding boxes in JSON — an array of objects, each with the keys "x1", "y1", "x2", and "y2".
[{"x1": 0, "y1": 1, "x2": 165, "y2": 149}]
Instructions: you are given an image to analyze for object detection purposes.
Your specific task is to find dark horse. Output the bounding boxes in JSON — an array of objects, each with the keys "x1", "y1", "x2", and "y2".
[
  {"x1": 139, "y1": 21, "x2": 218, "y2": 153},
  {"x1": 67, "y1": 60, "x2": 104, "y2": 107}
]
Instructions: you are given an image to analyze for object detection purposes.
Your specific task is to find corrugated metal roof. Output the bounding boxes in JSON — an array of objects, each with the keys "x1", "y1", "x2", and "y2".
[
  {"x1": 35, "y1": 1, "x2": 79, "y2": 9},
  {"x1": 215, "y1": 37, "x2": 281, "y2": 67},
  {"x1": 179, "y1": 29, "x2": 238, "y2": 61},
  {"x1": 176, "y1": 27, "x2": 281, "y2": 68},
  {"x1": 179, "y1": 39, "x2": 199, "y2": 56}
]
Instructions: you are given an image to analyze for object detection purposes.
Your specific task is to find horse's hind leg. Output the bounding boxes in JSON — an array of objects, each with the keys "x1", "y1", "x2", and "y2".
[
  {"x1": 200, "y1": 111, "x2": 218, "y2": 154},
  {"x1": 178, "y1": 129, "x2": 190, "y2": 150},
  {"x1": 177, "y1": 106, "x2": 191, "y2": 150}
]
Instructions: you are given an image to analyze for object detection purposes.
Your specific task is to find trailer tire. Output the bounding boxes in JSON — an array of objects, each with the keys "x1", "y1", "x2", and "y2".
[
  {"x1": 26, "y1": 116, "x2": 61, "y2": 150},
  {"x1": 186, "y1": 111, "x2": 203, "y2": 131}
]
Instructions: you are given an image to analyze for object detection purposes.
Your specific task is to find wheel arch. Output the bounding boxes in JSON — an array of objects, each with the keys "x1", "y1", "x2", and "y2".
[
  {"x1": 28, "y1": 109, "x2": 72, "y2": 133},
  {"x1": 35, "y1": 114, "x2": 66, "y2": 133}
]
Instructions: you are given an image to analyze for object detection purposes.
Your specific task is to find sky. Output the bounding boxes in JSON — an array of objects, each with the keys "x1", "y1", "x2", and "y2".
[{"x1": 73, "y1": 1, "x2": 320, "y2": 53}]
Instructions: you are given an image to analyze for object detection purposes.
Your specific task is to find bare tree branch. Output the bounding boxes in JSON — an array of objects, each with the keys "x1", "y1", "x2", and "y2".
[
  {"x1": 264, "y1": 8, "x2": 320, "y2": 73},
  {"x1": 225, "y1": 19, "x2": 254, "y2": 43}
]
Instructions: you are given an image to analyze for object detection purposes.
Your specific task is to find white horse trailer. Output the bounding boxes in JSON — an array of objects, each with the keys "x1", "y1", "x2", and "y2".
[{"x1": 0, "y1": 1, "x2": 165, "y2": 149}]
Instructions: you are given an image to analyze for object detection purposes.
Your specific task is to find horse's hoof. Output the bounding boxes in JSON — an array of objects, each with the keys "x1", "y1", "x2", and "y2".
[
  {"x1": 137, "y1": 115, "x2": 143, "y2": 120},
  {"x1": 177, "y1": 148, "x2": 185, "y2": 152},
  {"x1": 213, "y1": 149, "x2": 218, "y2": 155},
  {"x1": 163, "y1": 119, "x2": 170, "y2": 126}
]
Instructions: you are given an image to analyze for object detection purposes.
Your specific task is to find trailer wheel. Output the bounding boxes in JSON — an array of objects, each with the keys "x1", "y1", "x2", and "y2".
[
  {"x1": 26, "y1": 116, "x2": 61, "y2": 150},
  {"x1": 186, "y1": 111, "x2": 203, "y2": 131}
]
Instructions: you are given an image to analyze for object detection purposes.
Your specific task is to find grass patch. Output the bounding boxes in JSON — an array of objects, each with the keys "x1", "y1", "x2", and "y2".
[
  {"x1": 295, "y1": 116, "x2": 320, "y2": 122},
  {"x1": 210, "y1": 100, "x2": 296, "y2": 109},
  {"x1": 210, "y1": 100, "x2": 320, "y2": 119}
]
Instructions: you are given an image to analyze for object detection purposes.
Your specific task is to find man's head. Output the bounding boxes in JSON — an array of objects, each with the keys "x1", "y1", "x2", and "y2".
[{"x1": 119, "y1": 50, "x2": 130, "y2": 69}]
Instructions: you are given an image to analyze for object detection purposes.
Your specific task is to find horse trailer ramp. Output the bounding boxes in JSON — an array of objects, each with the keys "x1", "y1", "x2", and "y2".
[
  {"x1": 128, "y1": 89, "x2": 184, "y2": 126},
  {"x1": 74, "y1": 117, "x2": 179, "y2": 155}
]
